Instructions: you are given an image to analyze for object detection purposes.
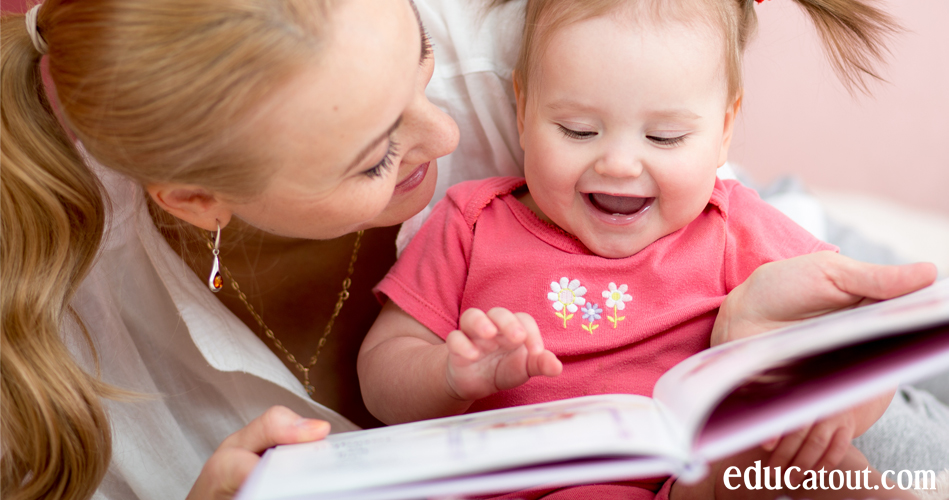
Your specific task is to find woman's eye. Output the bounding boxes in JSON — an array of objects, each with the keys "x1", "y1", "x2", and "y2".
[
  {"x1": 647, "y1": 135, "x2": 686, "y2": 147},
  {"x1": 363, "y1": 141, "x2": 398, "y2": 179},
  {"x1": 558, "y1": 125, "x2": 597, "y2": 140},
  {"x1": 420, "y1": 30, "x2": 433, "y2": 64}
]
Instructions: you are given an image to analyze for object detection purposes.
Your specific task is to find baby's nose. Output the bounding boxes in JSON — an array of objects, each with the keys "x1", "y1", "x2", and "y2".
[{"x1": 593, "y1": 151, "x2": 644, "y2": 178}]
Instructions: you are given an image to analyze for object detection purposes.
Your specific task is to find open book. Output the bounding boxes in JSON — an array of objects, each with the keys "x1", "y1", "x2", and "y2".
[{"x1": 237, "y1": 279, "x2": 949, "y2": 500}]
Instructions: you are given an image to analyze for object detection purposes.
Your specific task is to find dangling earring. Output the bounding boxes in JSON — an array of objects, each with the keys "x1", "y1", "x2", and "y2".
[{"x1": 208, "y1": 221, "x2": 223, "y2": 293}]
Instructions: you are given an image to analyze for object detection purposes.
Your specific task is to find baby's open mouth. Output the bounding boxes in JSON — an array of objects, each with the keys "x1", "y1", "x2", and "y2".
[{"x1": 588, "y1": 193, "x2": 652, "y2": 216}]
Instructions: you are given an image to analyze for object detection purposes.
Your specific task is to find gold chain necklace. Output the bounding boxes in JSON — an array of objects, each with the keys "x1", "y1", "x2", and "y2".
[{"x1": 205, "y1": 230, "x2": 364, "y2": 396}]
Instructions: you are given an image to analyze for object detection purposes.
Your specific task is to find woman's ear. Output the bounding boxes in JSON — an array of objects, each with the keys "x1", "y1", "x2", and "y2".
[
  {"x1": 513, "y1": 70, "x2": 526, "y2": 148},
  {"x1": 717, "y1": 92, "x2": 743, "y2": 167},
  {"x1": 146, "y1": 183, "x2": 232, "y2": 232}
]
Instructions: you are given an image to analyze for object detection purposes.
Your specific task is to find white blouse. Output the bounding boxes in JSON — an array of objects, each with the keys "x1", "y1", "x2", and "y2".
[
  {"x1": 417, "y1": 0, "x2": 526, "y2": 204},
  {"x1": 68, "y1": 168, "x2": 358, "y2": 500}
]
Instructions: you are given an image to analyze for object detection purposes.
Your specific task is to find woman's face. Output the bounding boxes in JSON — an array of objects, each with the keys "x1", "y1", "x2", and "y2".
[{"x1": 226, "y1": 0, "x2": 459, "y2": 240}]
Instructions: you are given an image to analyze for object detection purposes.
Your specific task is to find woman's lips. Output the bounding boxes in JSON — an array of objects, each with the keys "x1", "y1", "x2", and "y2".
[
  {"x1": 584, "y1": 192, "x2": 654, "y2": 225},
  {"x1": 394, "y1": 161, "x2": 430, "y2": 195}
]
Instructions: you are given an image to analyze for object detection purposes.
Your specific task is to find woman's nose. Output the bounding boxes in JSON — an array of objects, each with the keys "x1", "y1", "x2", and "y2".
[{"x1": 400, "y1": 96, "x2": 460, "y2": 166}]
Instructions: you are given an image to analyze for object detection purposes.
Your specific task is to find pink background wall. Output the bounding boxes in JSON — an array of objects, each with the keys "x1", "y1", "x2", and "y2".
[
  {"x1": 0, "y1": 1, "x2": 28, "y2": 14},
  {"x1": 732, "y1": 0, "x2": 949, "y2": 215},
  {"x1": 5, "y1": 0, "x2": 947, "y2": 214}
]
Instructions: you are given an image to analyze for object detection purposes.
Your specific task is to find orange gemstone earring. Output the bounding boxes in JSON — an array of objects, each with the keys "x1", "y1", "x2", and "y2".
[{"x1": 208, "y1": 221, "x2": 223, "y2": 293}]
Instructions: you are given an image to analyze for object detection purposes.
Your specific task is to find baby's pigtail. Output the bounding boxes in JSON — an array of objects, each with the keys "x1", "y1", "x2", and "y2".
[{"x1": 791, "y1": 0, "x2": 901, "y2": 94}]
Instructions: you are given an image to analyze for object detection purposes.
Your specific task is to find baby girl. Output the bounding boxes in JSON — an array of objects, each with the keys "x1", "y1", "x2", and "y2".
[{"x1": 359, "y1": 0, "x2": 914, "y2": 498}]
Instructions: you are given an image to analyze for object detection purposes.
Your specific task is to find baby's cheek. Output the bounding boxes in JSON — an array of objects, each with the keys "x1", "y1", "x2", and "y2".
[{"x1": 657, "y1": 189, "x2": 710, "y2": 231}]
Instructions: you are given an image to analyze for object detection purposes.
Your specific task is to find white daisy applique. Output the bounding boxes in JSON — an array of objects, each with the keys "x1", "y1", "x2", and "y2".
[
  {"x1": 602, "y1": 282, "x2": 632, "y2": 328},
  {"x1": 548, "y1": 277, "x2": 587, "y2": 328}
]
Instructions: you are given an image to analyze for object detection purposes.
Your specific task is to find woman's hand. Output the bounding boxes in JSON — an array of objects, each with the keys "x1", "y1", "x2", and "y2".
[
  {"x1": 762, "y1": 409, "x2": 858, "y2": 473},
  {"x1": 445, "y1": 308, "x2": 562, "y2": 401},
  {"x1": 712, "y1": 251, "x2": 937, "y2": 346},
  {"x1": 187, "y1": 406, "x2": 330, "y2": 500}
]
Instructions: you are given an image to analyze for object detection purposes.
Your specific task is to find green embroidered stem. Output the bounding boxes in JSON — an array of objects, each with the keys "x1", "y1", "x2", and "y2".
[
  {"x1": 556, "y1": 311, "x2": 574, "y2": 328},
  {"x1": 608, "y1": 304, "x2": 626, "y2": 328}
]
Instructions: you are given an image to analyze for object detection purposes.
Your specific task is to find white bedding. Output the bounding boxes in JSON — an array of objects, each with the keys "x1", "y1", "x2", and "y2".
[{"x1": 814, "y1": 189, "x2": 949, "y2": 278}]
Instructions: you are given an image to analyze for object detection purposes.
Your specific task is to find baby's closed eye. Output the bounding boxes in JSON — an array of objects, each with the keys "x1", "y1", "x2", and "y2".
[{"x1": 558, "y1": 125, "x2": 597, "y2": 140}]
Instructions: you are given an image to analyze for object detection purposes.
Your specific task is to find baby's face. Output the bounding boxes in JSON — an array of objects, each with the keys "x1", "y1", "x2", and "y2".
[{"x1": 516, "y1": 12, "x2": 739, "y2": 258}]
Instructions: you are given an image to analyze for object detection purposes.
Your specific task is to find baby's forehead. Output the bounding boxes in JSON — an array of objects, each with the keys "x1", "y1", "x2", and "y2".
[
  {"x1": 533, "y1": 0, "x2": 722, "y2": 38},
  {"x1": 531, "y1": 4, "x2": 723, "y2": 69},
  {"x1": 527, "y1": 1, "x2": 726, "y2": 66},
  {"x1": 519, "y1": 0, "x2": 730, "y2": 94}
]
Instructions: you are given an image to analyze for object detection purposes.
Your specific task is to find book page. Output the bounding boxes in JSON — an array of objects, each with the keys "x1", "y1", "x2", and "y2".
[
  {"x1": 653, "y1": 279, "x2": 949, "y2": 457},
  {"x1": 695, "y1": 326, "x2": 949, "y2": 460},
  {"x1": 237, "y1": 395, "x2": 689, "y2": 500}
]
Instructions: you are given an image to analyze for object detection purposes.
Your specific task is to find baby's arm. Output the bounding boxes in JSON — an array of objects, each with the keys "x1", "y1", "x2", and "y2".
[{"x1": 358, "y1": 301, "x2": 562, "y2": 425}]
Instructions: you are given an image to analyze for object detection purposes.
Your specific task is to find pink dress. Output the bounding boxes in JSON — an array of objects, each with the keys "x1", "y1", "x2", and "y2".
[{"x1": 376, "y1": 176, "x2": 836, "y2": 499}]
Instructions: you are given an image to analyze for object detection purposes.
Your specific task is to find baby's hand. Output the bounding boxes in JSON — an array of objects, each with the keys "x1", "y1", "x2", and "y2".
[
  {"x1": 445, "y1": 308, "x2": 562, "y2": 402},
  {"x1": 762, "y1": 409, "x2": 858, "y2": 473}
]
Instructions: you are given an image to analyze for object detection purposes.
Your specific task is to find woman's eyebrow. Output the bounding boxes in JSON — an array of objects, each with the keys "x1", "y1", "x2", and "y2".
[
  {"x1": 408, "y1": 0, "x2": 428, "y2": 64},
  {"x1": 345, "y1": 115, "x2": 404, "y2": 174}
]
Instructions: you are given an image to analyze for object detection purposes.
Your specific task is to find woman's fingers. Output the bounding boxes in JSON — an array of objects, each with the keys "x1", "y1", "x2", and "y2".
[
  {"x1": 787, "y1": 425, "x2": 832, "y2": 472},
  {"x1": 189, "y1": 406, "x2": 330, "y2": 500},
  {"x1": 828, "y1": 258, "x2": 937, "y2": 303},
  {"x1": 814, "y1": 426, "x2": 853, "y2": 471},
  {"x1": 220, "y1": 405, "x2": 330, "y2": 454},
  {"x1": 766, "y1": 253, "x2": 936, "y2": 317},
  {"x1": 714, "y1": 253, "x2": 937, "y2": 345},
  {"x1": 760, "y1": 436, "x2": 780, "y2": 452},
  {"x1": 766, "y1": 425, "x2": 810, "y2": 469},
  {"x1": 191, "y1": 447, "x2": 260, "y2": 499}
]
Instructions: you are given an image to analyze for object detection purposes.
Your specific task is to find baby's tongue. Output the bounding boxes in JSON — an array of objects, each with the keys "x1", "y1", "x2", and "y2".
[{"x1": 589, "y1": 193, "x2": 647, "y2": 215}]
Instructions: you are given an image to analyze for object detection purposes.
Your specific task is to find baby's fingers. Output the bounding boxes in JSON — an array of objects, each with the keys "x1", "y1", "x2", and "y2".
[
  {"x1": 513, "y1": 313, "x2": 561, "y2": 378},
  {"x1": 446, "y1": 329, "x2": 482, "y2": 362},
  {"x1": 514, "y1": 312, "x2": 546, "y2": 356},
  {"x1": 529, "y1": 350, "x2": 563, "y2": 378},
  {"x1": 486, "y1": 308, "x2": 528, "y2": 349},
  {"x1": 459, "y1": 308, "x2": 498, "y2": 341}
]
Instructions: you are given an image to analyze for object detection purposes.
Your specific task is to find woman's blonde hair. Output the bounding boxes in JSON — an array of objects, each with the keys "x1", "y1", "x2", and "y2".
[
  {"x1": 503, "y1": 0, "x2": 899, "y2": 102},
  {"x1": 1, "y1": 1, "x2": 334, "y2": 497}
]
